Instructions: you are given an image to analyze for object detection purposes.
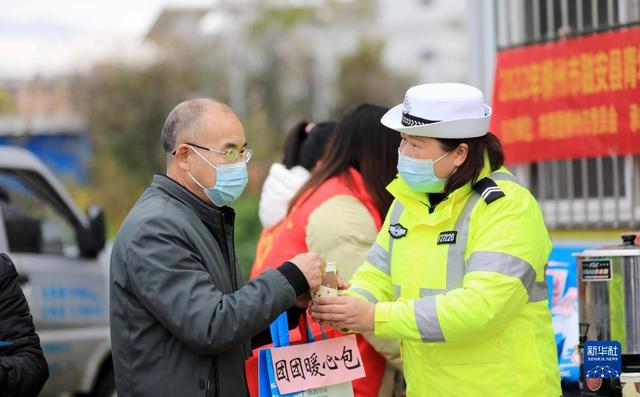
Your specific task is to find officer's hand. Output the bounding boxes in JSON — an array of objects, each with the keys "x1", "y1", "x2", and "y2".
[
  {"x1": 310, "y1": 295, "x2": 375, "y2": 332},
  {"x1": 288, "y1": 252, "x2": 325, "y2": 292},
  {"x1": 336, "y1": 273, "x2": 349, "y2": 290}
]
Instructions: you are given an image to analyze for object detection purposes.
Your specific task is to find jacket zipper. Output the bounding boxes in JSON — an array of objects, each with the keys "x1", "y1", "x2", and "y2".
[
  {"x1": 220, "y1": 213, "x2": 238, "y2": 289},
  {"x1": 242, "y1": 342, "x2": 249, "y2": 360},
  {"x1": 214, "y1": 359, "x2": 219, "y2": 397},
  {"x1": 212, "y1": 214, "x2": 233, "y2": 397},
  {"x1": 207, "y1": 357, "x2": 219, "y2": 397}
]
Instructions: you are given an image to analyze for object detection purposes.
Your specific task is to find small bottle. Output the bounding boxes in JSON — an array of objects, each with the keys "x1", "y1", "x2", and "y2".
[
  {"x1": 322, "y1": 262, "x2": 338, "y2": 291},
  {"x1": 313, "y1": 262, "x2": 338, "y2": 301}
]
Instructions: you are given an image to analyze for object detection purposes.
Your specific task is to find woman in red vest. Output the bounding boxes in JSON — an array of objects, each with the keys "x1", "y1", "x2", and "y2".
[
  {"x1": 253, "y1": 121, "x2": 337, "y2": 278},
  {"x1": 252, "y1": 104, "x2": 403, "y2": 397}
]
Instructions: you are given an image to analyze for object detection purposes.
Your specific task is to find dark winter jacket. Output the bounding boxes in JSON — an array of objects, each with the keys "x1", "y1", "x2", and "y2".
[
  {"x1": 0, "y1": 253, "x2": 49, "y2": 397},
  {"x1": 110, "y1": 174, "x2": 308, "y2": 397}
]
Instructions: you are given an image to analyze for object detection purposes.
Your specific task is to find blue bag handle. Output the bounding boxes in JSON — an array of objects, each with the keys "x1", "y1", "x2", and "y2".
[
  {"x1": 269, "y1": 311, "x2": 329, "y2": 347},
  {"x1": 318, "y1": 324, "x2": 328, "y2": 340},
  {"x1": 269, "y1": 312, "x2": 290, "y2": 348}
]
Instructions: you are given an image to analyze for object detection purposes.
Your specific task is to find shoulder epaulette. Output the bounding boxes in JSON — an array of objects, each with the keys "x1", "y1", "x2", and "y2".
[{"x1": 472, "y1": 177, "x2": 505, "y2": 205}]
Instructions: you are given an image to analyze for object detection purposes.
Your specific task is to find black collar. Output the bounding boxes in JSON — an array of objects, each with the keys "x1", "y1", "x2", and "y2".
[
  {"x1": 426, "y1": 193, "x2": 448, "y2": 214},
  {"x1": 150, "y1": 173, "x2": 235, "y2": 222}
]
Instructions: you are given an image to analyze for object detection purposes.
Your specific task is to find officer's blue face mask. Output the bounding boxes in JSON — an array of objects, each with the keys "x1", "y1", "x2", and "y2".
[
  {"x1": 397, "y1": 149, "x2": 451, "y2": 193},
  {"x1": 187, "y1": 147, "x2": 248, "y2": 207}
]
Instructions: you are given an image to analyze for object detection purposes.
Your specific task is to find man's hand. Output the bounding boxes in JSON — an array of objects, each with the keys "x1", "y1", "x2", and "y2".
[
  {"x1": 288, "y1": 252, "x2": 325, "y2": 291},
  {"x1": 295, "y1": 293, "x2": 312, "y2": 308},
  {"x1": 309, "y1": 295, "x2": 375, "y2": 333}
]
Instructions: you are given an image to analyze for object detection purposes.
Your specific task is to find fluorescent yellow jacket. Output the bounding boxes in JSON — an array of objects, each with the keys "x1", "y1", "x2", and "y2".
[{"x1": 348, "y1": 164, "x2": 561, "y2": 397}]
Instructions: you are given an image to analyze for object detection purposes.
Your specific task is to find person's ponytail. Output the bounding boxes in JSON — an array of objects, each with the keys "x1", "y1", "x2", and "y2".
[{"x1": 437, "y1": 132, "x2": 505, "y2": 196}]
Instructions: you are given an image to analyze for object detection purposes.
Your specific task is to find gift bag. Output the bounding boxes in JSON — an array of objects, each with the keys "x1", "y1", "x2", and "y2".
[
  {"x1": 257, "y1": 312, "x2": 364, "y2": 397},
  {"x1": 247, "y1": 312, "x2": 310, "y2": 396},
  {"x1": 246, "y1": 351, "x2": 261, "y2": 397}
]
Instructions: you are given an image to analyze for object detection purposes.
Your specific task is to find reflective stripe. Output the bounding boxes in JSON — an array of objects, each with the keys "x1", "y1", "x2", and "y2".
[
  {"x1": 351, "y1": 288, "x2": 379, "y2": 304},
  {"x1": 528, "y1": 263, "x2": 549, "y2": 303},
  {"x1": 393, "y1": 284, "x2": 401, "y2": 300},
  {"x1": 414, "y1": 296, "x2": 445, "y2": 342},
  {"x1": 446, "y1": 171, "x2": 523, "y2": 290},
  {"x1": 529, "y1": 281, "x2": 549, "y2": 303},
  {"x1": 365, "y1": 243, "x2": 391, "y2": 275},
  {"x1": 490, "y1": 171, "x2": 522, "y2": 186},
  {"x1": 387, "y1": 201, "x2": 405, "y2": 263},
  {"x1": 466, "y1": 251, "x2": 547, "y2": 302},
  {"x1": 446, "y1": 192, "x2": 480, "y2": 290},
  {"x1": 420, "y1": 288, "x2": 446, "y2": 297},
  {"x1": 389, "y1": 200, "x2": 405, "y2": 225}
]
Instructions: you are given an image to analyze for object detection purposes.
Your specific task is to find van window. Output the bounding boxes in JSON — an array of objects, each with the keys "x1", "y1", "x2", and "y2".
[{"x1": 0, "y1": 169, "x2": 80, "y2": 258}]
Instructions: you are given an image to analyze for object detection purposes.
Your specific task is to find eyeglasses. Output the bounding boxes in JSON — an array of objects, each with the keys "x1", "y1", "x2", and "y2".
[{"x1": 173, "y1": 142, "x2": 253, "y2": 163}]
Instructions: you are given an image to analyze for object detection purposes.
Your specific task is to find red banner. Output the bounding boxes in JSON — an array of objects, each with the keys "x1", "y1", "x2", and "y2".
[{"x1": 491, "y1": 26, "x2": 640, "y2": 163}]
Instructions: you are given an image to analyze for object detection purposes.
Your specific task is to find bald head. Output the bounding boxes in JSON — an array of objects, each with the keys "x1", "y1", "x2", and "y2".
[
  {"x1": 164, "y1": 97, "x2": 247, "y2": 202},
  {"x1": 161, "y1": 98, "x2": 233, "y2": 155}
]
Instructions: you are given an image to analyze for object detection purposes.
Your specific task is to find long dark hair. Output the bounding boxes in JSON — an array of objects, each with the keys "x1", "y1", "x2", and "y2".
[
  {"x1": 299, "y1": 122, "x2": 337, "y2": 171},
  {"x1": 281, "y1": 121, "x2": 309, "y2": 169},
  {"x1": 289, "y1": 104, "x2": 401, "y2": 217},
  {"x1": 281, "y1": 121, "x2": 337, "y2": 171},
  {"x1": 437, "y1": 132, "x2": 505, "y2": 196}
]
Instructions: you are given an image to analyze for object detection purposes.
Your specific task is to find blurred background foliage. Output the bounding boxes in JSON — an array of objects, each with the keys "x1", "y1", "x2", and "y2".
[{"x1": 230, "y1": 195, "x2": 261, "y2": 276}]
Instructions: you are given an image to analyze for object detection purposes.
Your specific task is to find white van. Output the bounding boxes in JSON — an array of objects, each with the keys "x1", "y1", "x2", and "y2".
[{"x1": 0, "y1": 146, "x2": 114, "y2": 396}]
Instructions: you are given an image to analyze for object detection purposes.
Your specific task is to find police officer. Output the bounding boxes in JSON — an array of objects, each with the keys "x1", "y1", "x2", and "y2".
[{"x1": 311, "y1": 83, "x2": 561, "y2": 396}]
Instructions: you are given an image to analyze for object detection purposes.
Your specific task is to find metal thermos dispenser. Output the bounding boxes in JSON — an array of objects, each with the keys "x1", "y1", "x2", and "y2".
[{"x1": 576, "y1": 234, "x2": 640, "y2": 395}]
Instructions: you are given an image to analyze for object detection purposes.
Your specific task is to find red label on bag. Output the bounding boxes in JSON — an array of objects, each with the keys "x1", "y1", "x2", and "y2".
[{"x1": 269, "y1": 334, "x2": 365, "y2": 394}]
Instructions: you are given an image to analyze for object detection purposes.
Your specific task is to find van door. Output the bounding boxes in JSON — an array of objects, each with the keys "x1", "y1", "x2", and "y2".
[{"x1": 0, "y1": 168, "x2": 109, "y2": 395}]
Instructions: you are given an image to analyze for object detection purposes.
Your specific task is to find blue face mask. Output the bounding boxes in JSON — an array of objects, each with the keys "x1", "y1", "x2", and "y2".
[
  {"x1": 397, "y1": 150, "x2": 451, "y2": 193},
  {"x1": 187, "y1": 147, "x2": 248, "y2": 206}
]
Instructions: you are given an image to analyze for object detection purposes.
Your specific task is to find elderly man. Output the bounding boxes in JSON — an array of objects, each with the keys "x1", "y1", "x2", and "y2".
[{"x1": 110, "y1": 98, "x2": 324, "y2": 397}]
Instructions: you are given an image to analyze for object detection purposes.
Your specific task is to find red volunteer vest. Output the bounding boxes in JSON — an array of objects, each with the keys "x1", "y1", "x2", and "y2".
[{"x1": 251, "y1": 168, "x2": 386, "y2": 397}]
